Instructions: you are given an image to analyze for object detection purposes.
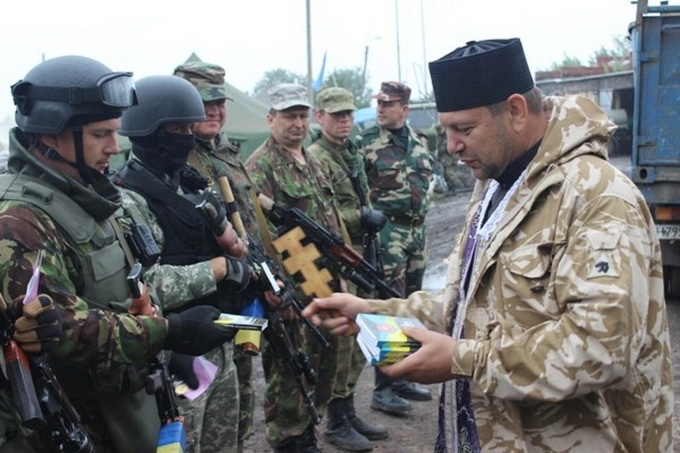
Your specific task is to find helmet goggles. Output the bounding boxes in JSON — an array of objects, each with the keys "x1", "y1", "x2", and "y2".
[{"x1": 12, "y1": 72, "x2": 136, "y2": 114}]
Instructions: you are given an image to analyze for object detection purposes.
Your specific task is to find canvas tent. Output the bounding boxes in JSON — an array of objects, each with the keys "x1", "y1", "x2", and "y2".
[{"x1": 111, "y1": 53, "x2": 270, "y2": 170}]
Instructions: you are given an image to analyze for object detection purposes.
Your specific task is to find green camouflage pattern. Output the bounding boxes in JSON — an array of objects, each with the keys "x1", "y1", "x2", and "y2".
[
  {"x1": 245, "y1": 137, "x2": 343, "y2": 238},
  {"x1": 360, "y1": 124, "x2": 434, "y2": 297},
  {"x1": 245, "y1": 137, "x2": 342, "y2": 446},
  {"x1": 379, "y1": 220, "x2": 427, "y2": 297},
  {"x1": 308, "y1": 135, "x2": 368, "y2": 242},
  {"x1": 0, "y1": 129, "x2": 167, "y2": 450},
  {"x1": 359, "y1": 124, "x2": 434, "y2": 219},
  {"x1": 434, "y1": 124, "x2": 459, "y2": 191},
  {"x1": 176, "y1": 344, "x2": 239, "y2": 452},
  {"x1": 173, "y1": 61, "x2": 233, "y2": 103},
  {"x1": 186, "y1": 132, "x2": 265, "y2": 443},
  {"x1": 366, "y1": 96, "x2": 674, "y2": 452},
  {"x1": 315, "y1": 87, "x2": 356, "y2": 113},
  {"x1": 307, "y1": 134, "x2": 369, "y2": 402}
]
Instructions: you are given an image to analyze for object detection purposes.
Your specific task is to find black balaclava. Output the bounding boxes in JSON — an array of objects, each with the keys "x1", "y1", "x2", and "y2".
[{"x1": 131, "y1": 128, "x2": 196, "y2": 176}]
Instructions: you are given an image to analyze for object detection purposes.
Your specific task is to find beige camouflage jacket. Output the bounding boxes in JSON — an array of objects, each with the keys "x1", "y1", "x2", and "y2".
[{"x1": 367, "y1": 96, "x2": 674, "y2": 452}]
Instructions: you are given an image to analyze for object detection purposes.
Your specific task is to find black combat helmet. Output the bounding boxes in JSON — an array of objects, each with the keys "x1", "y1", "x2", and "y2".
[
  {"x1": 118, "y1": 75, "x2": 205, "y2": 137},
  {"x1": 11, "y1": 55, "x2": 136, "y2": 135}
]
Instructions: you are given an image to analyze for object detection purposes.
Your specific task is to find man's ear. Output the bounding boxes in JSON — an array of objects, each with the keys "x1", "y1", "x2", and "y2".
[
  {"x1": 506, "y1": 93, "x2": 529, "y2": 132},
  {"x1": 40, "y1": 134, "x2": 60, "y2": 151}
]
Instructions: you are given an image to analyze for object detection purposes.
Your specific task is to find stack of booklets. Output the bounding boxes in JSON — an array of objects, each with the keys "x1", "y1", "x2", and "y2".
[
  {"x1": 356, "y1": 313, "x2": 425, "y2": 365},
  {"x1": 215, "y1": 313, "x2": 268, "y2": 331}
]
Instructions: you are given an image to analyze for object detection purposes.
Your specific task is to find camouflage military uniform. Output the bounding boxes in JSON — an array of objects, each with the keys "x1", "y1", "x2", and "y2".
[
  {"x1": 364, "y1": 96, "x2": 674, "y2": 452},
  {"x1": 186, "y1": 132, "x2": 263, "y2": 444},
  {"x1": 0, "y1": 129, "x2": 167, "y2": 452},
  {"x1": 308, "y1": 135, "x2": 369, "y2": 401},
  {"x1": 245, "y1": 136, "x2": 343, "y2": 447},
  {"x1": 360, "y1": 124, "x2": 434, "y2": 297}
]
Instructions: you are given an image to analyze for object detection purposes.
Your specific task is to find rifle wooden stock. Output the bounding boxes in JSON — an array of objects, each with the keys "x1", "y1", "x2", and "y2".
[{"x1": 217, "y1": 176, "x2": 246, "y2": 238}]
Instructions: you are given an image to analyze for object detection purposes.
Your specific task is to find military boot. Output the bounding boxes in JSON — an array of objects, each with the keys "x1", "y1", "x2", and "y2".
[
  {"x1": 346, "y1": 394, "x2": 389, "y2": 441},
  {"x1": 324, "y1": 398, "x2": 373, "y2": 452},
  {"x1": 392, "y1": 379, "x2": 433, "y2": 401},
  {"x1": 371, "y1": 368, "x2": 412, "y2": 415}
]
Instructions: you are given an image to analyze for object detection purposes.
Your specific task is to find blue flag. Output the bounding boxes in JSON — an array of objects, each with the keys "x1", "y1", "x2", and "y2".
[{"x1": 312, "y1": 52, "x2": 327, "y2": 91}]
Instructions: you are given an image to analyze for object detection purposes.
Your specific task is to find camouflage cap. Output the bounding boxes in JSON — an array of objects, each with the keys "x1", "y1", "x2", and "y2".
[
  {"x1": 372, "y1": 81, "x2": 411, "y2": 102},
  {"x1": 316, "y1": 87, "x2": 356, "y2": 113},
  {"x1": 173, "y1": 61, "x2": 234, "y2": 103},
  {"x1": 268, "y1": 83, "x2": 312, "y2": 110}
]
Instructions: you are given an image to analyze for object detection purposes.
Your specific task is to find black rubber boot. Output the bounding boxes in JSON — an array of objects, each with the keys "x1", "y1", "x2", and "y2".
[
  {"x1": 324, "y1": 398, "x2": 373, "y2": 452},
  {"x1": 346, "y1": 395, "x2": 389, "y2": 441}
]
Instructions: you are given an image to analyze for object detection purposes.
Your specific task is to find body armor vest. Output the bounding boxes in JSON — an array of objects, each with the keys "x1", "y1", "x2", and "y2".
[{"x1": 114, "y1": 160, "x2": 239, "y2": 313}]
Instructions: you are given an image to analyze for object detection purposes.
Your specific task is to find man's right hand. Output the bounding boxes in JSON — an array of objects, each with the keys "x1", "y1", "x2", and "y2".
[
  {"x1": 11, "y1": 294, "x2": 63, "y2": 354},
  {"x1": 301, "y1": 292, "x2": 368, "y2": 336},
  {"x1": 163, "y1": 305, "x2": 235, "y2": 356}
]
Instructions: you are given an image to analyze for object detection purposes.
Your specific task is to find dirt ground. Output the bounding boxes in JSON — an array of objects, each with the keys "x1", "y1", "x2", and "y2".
[{"x1": 243, "y1": 176, "x2": 680, "y2": 451}]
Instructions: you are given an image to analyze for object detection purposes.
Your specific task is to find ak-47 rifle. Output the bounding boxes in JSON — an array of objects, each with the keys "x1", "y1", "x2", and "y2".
[
  {"x1": 209, "y1": 176, "x2": 325, "y2": 423},
  {"x1": 0, "y1": 302, "x2": 96, "y2": 452},
  {"x1": 264, "y1": 202, "x2": 401, "y2": 300}
]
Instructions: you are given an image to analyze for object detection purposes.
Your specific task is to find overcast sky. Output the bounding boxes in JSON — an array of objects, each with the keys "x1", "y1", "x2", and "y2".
[{"x1": 1, "y1": 0, "x2": 644, "y2": 123}]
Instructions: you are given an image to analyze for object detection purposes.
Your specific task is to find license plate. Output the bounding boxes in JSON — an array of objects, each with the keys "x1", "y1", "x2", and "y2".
[{"x1": 657, "y1": 224, "x2": 680, "y2": 240}]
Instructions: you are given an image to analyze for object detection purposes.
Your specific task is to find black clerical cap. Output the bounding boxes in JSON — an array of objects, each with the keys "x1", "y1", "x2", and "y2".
[{"x1": 428, "y1": 38, "x2": 535, "y2": 112}]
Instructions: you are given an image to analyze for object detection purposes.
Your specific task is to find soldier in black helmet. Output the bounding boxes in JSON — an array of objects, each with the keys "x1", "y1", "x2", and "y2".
[
  {"x1": 110, "y1": 74, "x2": 253, "y2": 452},
  {"x1": 0, "y1": 56, "x2": 237, "y2": 452}
]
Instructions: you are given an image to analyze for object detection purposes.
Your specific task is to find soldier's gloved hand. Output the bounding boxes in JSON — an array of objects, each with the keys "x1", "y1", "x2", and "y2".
[
  {"x1": 223, "y1": 255, "x2": 252, "y2": 292},
  {"x1": 164, "y1": 306, "x2": 235, "y2": 356},
  {"x1": 360, "y1": 207, "x2": 387, "y2": 232},
  {"x1": 12, "y1": 294, "x2": 63, "y2": 354},
  {"x1": 168, "y1": 353, "x2": 199, "y2": 390}
]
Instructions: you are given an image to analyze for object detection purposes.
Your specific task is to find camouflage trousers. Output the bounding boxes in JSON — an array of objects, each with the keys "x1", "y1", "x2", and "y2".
[
  {"x1": 331, "y1": 334, "x2": 367, "y2": 400},
  {"x1": 379, "y1": 221, "x2": 427, "y2": 297},
  {"x1": 233, "y1": 345, "x2": 254, "y2": 443},
  {"x1": 262, "y1": 318, "x2": 338, "y2": 447},
  {"x1": 438, "y1": 151, "x2": 459, "y2": 189},
  {"x1": 177, "y1": 342, "x2": 239, "y2": 453}
]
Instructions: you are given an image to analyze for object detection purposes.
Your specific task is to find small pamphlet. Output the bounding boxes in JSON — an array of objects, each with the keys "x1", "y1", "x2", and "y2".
[
  {"x1": 215, "y1": 313, "x2": 268, "y2": 331},
  {"x1": 356, "y1": 313, "x2": 425, "y2": 366}
]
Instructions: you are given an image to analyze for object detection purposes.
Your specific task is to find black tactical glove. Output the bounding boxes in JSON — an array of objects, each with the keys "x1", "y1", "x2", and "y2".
[
  {"x1": 223, "y1": 255, "x2": 252, "y2": 292},
  {"x1": 11, "y1": 294, "x2": 63, "y2": 354},
  {"x1": 360, "y1": 206, "x2": 387, "y2": 232},
  {"x1": 168, "y1": 353, "x2": 199, "y2": 390},
  {"x1": 164, "y1": 306, "x2": 235, "y2": 356}
]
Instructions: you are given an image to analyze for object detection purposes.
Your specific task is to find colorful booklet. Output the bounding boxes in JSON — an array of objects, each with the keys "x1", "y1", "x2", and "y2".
[
  {"x1": 215, "y1": 313, "x2": 268, "y2": 331},
  {"x1": 356, "y1": 313, "x2": 426, "y2": 365}
]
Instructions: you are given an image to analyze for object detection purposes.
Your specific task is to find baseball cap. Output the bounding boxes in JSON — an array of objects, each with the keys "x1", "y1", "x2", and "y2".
[
  {"x1": 372, "y1": 81, "x2": 412, "y2": 102},
  {"x1": 316, "y1": 87, "x2": 357, "y2": 113},
  {"x1": 173, "y1": 61, "x2": 234, "y2": 103},
  {"x1": 267, "y1": 83, "x2": 312, "y2": 110}
]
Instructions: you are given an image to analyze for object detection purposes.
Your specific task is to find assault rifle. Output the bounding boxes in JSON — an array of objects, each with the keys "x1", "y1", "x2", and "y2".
[
  {"x1": 266, "y1": 205, "x2": 401, "y2": 299},
  {"x1": 127, "y1": 267, "x2": 187, "y2": 451},
  {"x1": 209, "y1": 176, "x2": 325, "y2": 423},
  {"x1": 0, "y1": 308, "x2": 96, "y2": 452}
]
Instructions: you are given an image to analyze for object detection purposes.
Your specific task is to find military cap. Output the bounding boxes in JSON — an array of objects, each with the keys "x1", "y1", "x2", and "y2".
[
  {"x1": 371, "y1": 81, "x2": 411, "y2": 102},
  {"x1": 267, "y1": 83, "x2": 312, "y2": 111},
  {"x1": 428, "y1": 38, "x2": 535, "y2": 112},
  {"x1": 316, "y1": 87, "x2": 356, "y2": 113},
  {"x1": 173, "y1": 61, "x2": 234, "y2": 103}
]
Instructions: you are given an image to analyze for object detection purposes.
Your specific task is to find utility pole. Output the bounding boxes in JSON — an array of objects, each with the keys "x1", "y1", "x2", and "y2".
[
  {"x1": 306, "y1": 0, "x2": 313, "y2": 102},
  {"x1": 395, "y1": 0, "x2": 402, "y2": 81}
]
